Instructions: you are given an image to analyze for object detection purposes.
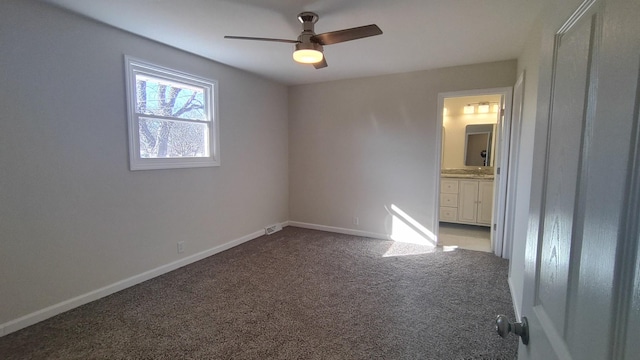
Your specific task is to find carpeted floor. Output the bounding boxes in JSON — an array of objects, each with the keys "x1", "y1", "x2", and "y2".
[{"x1": 0, "y1": 227, "x2": 518, "y2": 359}]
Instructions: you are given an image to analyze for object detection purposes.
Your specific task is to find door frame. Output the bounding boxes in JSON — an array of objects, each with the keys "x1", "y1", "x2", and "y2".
[
  {"x1": 435, "y1": 87, "x2": 514, "y2": 257},
  {"x1": 504, "y1": 71, "x2": 526, "y2": 263}
]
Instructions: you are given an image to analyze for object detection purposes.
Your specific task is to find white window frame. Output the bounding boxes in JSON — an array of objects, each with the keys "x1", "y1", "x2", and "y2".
[{"x1": 124, "y1": 56, "x2": 220, "y2": 170}]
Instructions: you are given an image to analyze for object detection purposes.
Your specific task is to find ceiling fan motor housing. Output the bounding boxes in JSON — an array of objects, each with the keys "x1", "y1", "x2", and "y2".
[
  {"x1": 295, "y1": 41, "x2": 323, "y2": 53},
  {"x1": 297, "y1": 12, "x2": 321, "y2": 46},
  {"x1": 297, "y1": 12, "x2": 319, "y2": 26}
]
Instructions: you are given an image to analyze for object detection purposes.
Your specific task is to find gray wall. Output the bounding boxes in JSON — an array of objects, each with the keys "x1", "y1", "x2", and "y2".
[
  {"x1": 0, "y1": 0, "x2": 288, "y2": 327},
  {"x1": 289, "y1": 61, "x2": 517, "y2": 238}
]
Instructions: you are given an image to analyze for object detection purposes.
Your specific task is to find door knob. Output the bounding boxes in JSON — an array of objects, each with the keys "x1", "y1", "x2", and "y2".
[{"x1": 495, "y1": 315, "x2": 529, "y2": 345}]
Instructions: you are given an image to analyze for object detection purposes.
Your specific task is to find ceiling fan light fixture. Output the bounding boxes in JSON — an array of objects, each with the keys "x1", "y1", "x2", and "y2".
[
  {"x1": 293, "y1": 42, "x2": 324, "y2": 64},
  {"x1": 225, "y1": 12, "x2": 382, "y2": 69},
  {"x1": 293, "y1": 49, "x2": 323, "y2": 64}
]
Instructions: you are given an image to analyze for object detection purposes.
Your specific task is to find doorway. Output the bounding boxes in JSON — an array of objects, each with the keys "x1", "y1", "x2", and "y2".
[{"x1": 435, "y1": 88, "x2": 513, "y2": 257}]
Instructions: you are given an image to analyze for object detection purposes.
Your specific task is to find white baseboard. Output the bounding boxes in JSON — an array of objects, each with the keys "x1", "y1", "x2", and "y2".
[
  {"x1": 288, "y1": 221, "x2": 389, "y2": 240},
  {"x1": 0, "y1": 221, "x2": 376, "y2": 337},
  {"x1": 0, "y1": 226, "x2": 281, "y2": 337}
]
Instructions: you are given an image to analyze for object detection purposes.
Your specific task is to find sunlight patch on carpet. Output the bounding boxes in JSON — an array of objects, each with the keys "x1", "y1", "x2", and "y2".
[{"x1": 383, "y1": 204, "x2": 444, "y2": 257}]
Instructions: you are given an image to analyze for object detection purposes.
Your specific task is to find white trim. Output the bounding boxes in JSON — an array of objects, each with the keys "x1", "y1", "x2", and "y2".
[
  {"x1": 492, "y1": 89, "x2": 514, "y2": 258},
  {"x1": 504, "y1": 72, "x2": 526, "y2": 262},
  {"x1": 0, "y1": 227, "x2": 276, "y2": 337},
  {"x1": 508, "y1": 276, "x2": 522, "y2": 320},
  {"x1": 436, "y1": 87, "x2": 514, "y2": 258},
  {"x1": 124, "y1": 55, "x2": 220, "y2": 171},
  {"x1": 435, "y1": 97, "x2": 445, "y2": 245},
  {"x1": 288, "y1": 221, "x2": 389, "y2": 240}
]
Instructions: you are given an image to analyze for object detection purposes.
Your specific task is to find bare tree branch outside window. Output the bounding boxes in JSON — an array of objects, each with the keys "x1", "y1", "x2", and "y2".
[{"x1": 135, "y1": 77, "x2": 208, "y2": 158}]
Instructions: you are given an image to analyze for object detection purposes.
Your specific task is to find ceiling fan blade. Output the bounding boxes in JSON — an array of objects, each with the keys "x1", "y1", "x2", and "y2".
[
  {"x1": 312, "y1": 24, "x2": 382, "y2": 45},
  {"x1": 224, "y1": 36, "x2": 299, "y2": 44},
  {"x1": 313, "y1": 57, "x2": 328, "y2": 69}
]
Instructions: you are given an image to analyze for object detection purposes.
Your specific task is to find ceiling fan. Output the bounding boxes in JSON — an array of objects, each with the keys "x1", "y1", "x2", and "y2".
[{"x1": 224, "y1": 12, "x2": 382, "y2": 69}]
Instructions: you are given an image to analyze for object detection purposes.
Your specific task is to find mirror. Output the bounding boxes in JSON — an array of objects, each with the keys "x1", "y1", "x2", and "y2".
[{"x1": 464, "y1": 124, "x2": 494, "y2": 167}]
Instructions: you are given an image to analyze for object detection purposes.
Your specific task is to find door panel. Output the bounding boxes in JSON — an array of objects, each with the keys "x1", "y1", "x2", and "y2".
[
  {"x1": 626, "y1": 209, "x2": 640, "y2": 359},
  {"x1": 458, "y1": 180, "x2": 478, "y2": 223},
  {"x1": 623, "y1": 81, "x2": 640, "y2": 358},
  {"x1": 536, "y1": 6, "x2": 593, "y2": 339},
  {"x1": 519, "y1": 0, "x2": 640, "y2": 359}
]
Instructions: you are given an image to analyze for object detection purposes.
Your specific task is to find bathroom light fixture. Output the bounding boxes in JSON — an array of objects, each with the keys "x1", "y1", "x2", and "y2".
[
  {"x1": 463, "y1": 104, "x2": 475, "y2": 114},
  {"x1": 478, "y1": 103, "x2": 490, "y2": 113},
  {"x1": 492, "y1": 104, "x2": 500, "y2": 113}
]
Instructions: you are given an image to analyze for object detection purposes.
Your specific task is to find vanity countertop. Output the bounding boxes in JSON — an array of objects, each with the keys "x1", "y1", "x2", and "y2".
[
  {"x1": 441, "y1": 173, "x2": 494, "y2": 180},
  {"x1": 441, "y1": 168, "x2": 494, "y2": 180}
]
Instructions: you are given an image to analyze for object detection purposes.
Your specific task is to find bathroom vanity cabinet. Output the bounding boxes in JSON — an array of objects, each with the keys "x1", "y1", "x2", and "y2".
[{"x1": 439, "y1": 177, "x2": 493, "y2": 227}]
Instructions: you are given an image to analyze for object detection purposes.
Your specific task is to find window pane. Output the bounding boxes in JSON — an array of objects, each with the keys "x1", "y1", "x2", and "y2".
[
  {"x1": 135, "y1": 75, "x2": 207, "y2": 121},
  {"x1": 139, "y1": 118, "x2": 209, "y2": 158}
]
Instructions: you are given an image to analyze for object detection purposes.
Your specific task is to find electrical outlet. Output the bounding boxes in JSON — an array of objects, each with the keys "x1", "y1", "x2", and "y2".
[
  {"x1": 177, "y1": 241, "x2": 185, "y2": 254},
  {"x1": 353, "y1": 216, "x2": 359, "y2": 226}
]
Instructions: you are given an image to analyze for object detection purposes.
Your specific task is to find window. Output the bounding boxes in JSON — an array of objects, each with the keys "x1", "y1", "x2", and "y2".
[{"x1": 125, "y1": 56, "x2": 219, "y2": 170}]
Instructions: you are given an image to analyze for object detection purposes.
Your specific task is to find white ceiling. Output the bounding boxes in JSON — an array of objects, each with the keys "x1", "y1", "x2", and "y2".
[{"x1": 42, "y1": 0, "x2": 546, "y2": 85}]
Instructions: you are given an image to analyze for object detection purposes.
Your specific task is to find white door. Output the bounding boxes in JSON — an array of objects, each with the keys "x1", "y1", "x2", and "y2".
[{"x1": 516, "y1": 0, "x2": 640, "y2": 359}]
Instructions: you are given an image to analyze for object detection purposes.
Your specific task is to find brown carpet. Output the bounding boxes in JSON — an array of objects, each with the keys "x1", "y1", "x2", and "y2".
[{"x1": 0, "y1": 227, "x2": 518, "y2": 359}]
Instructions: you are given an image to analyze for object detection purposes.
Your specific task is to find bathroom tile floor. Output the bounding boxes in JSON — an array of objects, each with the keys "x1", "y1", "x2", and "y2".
[{"x1": 438, "y1": 222, "x2": 491, "y2": 252}]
